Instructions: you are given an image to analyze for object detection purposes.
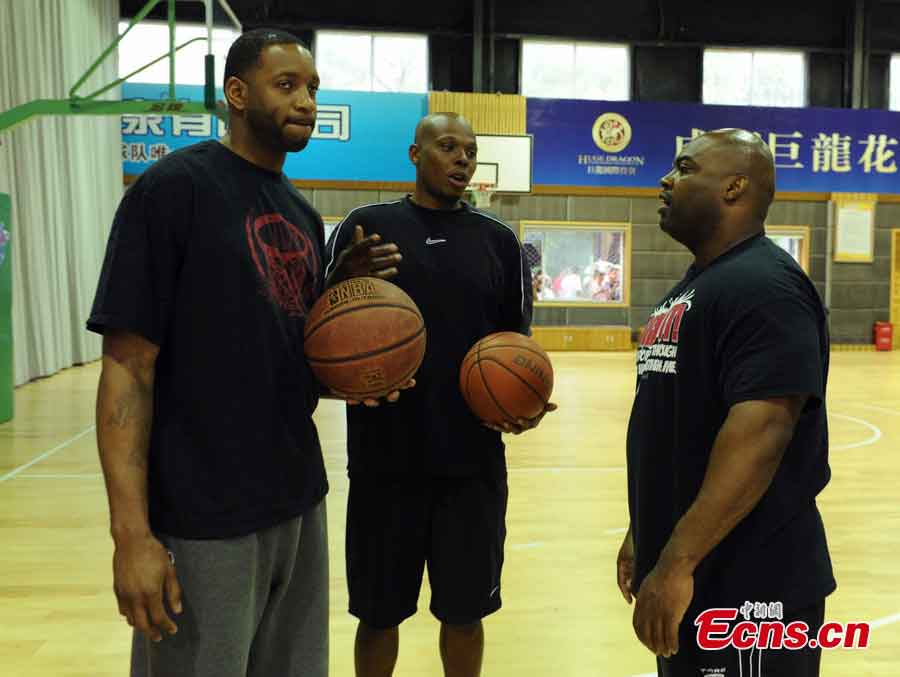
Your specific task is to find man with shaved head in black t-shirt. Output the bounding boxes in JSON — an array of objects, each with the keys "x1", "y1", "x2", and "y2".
[{"x1": 619, "y1": 129, "x2": 835, "y2": 677}]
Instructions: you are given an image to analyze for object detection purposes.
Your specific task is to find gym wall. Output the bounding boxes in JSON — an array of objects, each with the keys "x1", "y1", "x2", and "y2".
[{"x1": 301, "y1": 188, "x2": 894, "y2": 344}]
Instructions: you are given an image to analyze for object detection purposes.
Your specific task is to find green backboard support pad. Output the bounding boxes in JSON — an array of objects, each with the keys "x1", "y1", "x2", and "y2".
[
  {"x1": 0, "y1": 98, "x2": 225, "y2": 136},
  {"x1": 0, "y1": 194, "x2": 13, "y2": 423}
]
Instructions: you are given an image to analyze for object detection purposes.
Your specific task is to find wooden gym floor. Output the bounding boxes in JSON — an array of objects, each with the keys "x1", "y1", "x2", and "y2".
[{"x1": 0, "y1": 351, "x2": 898, "y2": 676}]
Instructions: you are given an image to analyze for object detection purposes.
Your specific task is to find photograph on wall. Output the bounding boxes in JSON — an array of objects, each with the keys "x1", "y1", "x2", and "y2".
[{"x1": 521, "y1": 222, "x2": 629, "y2": 306}]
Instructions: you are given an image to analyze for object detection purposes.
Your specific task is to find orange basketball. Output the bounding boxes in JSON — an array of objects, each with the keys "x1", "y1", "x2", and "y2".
[
  {"x1": 304, "y1": 277, "x2": 426, "y2": 399},
  {"x1": 459, "y1": 332, "x2": 553, "y2": 425}
]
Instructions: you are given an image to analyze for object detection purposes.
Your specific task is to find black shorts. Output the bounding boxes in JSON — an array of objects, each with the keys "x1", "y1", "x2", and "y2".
[
  {"x1": 346, "y1": 472, "x2": 508, "y2": 629},
  {"x1": 658, "y1": 600, "x2": 825, "y2": 677}
]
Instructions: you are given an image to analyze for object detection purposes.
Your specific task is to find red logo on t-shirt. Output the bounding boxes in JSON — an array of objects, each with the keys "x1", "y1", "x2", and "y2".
[
  {"x1": 245, "y1": 212, "x2": 318, "y2": 318},
  {"x1": 637, "y1": 289, "x2": 694, "y2": 377}
]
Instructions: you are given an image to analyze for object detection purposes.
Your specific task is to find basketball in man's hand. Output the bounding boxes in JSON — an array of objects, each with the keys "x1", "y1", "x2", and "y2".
[
  {"x1": 304, "y1": 277, "x2": 426, "y2": 399},
  {"x1": 459, "y1": 332, "x2": 553, "y2": 425}
]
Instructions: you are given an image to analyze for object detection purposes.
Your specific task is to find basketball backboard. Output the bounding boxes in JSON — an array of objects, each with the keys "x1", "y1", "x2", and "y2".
[{"x1": 471, "y1": 134, "x2": 533, "y2": 194}]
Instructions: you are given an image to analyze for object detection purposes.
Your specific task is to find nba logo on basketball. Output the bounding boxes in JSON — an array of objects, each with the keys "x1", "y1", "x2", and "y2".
[{"x1": 328, "y1": 278, "x2": 377, "y2": 308}]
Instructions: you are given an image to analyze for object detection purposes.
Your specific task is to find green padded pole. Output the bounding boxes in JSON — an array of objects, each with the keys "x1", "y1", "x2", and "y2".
[
  {"x1": 0, "y1": 194, "x2": 13, "y2": 423},
  {"x1": 205, "y1": 54, "x2": 216, "y2": 111}
]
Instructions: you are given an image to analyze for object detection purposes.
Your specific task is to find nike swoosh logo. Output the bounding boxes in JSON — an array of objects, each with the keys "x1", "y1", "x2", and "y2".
[
  {"x1": 425, "y1": 237, "x2": 447, "y2": 245},
  {"x1": 490, "y1": 586, "x2": 500, "y2": 598}
]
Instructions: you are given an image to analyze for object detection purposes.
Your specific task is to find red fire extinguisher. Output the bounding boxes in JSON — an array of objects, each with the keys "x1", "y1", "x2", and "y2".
[{"x1": 874, "y1": 322, "x2": 893, "y2": 351}]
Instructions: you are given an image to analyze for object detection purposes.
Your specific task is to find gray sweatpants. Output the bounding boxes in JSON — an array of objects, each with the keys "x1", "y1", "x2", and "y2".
[{"x1": 131, "y1": 499, "x2": 328, "y2": 677}]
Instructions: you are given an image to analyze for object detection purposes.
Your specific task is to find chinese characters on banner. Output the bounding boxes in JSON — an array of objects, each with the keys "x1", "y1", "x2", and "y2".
[
  {"x1": 676, "y1": 129, "x2": 897, "y2": 175},
  {"x1": 121, "y1": 113, "x2": 226, "y2": 163},
  {"x1": 121, "y1": 107, "x2": 351, "y2": 165},
  {"x1": 121, "y1": 82, "x2": 424, "y2": 182}
]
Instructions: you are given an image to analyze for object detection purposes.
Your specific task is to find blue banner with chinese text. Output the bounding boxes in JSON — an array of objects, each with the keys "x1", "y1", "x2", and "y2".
[
  {"x1": 121, "y1": 83, "x2": 427, "y2": 181},
  {"x1": 122, "y1": 85, "x2": 900, "y2": 194},
  {"x1": 527, "y1": 98, "x2": 900, "y2": 193}
]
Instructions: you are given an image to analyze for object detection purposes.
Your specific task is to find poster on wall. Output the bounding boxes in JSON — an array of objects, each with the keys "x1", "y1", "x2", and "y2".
[{"x1": 528, "y1": 99, "x2": 900, "y2": 194}]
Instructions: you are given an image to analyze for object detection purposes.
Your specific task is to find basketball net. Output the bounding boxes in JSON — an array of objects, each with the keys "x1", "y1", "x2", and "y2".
[{"x1": 470, "y1": 182, "x2": 495, "y2": 209}]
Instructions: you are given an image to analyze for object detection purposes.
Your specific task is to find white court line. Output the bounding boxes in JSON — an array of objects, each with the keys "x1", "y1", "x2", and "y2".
[
  {"x1": 0, "y1": 425, "x2": 96, "y2": 483},
  {"x1": 869, "y1": 612, "x2": 900, "y2": 629},
  {"x1": 830, "y1": 413, "x2": 882, "y2": 451},
  {"x1": 509, "y1": 541, "x2": 544, "y2": 550},
  {"x1": 605, "y1": 527, "x2": 629, "y2": 535},
  {"x1": 16, "y1": 473, "x2": 103, "y2": 479}
]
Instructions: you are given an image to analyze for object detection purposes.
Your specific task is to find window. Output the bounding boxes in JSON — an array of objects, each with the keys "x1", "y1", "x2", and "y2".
[
  {"x1": 521, "y1": 40, "x2": 630, "y2": 101},
  {"x1": 766, "y1": 226, "x2": 811, "y2": 273},
  {"x1": 521, "y1": 221, "x2": 631, "y2": 307},
  {"x1": 314, "y1": 31, "x2": 428, "y2": 92},
  {"x1": 891, "y1": 54, "x2": 900, "y2": 111},
  {"x1": 703, "y1": 49, "x2": 807, "y2": 107},
  {"x1": 117, "y1": 21, "x2": 239, "y2": 86}
]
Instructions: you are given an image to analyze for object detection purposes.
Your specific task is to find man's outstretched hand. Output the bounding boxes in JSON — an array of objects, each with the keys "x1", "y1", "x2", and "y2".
[{"x1": 327, "y1": 225, "x2": 402, "y2": 286}]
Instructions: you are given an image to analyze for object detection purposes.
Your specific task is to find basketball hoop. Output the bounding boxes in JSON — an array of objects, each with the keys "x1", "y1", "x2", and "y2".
[{"x1": 470, "y1": 182, "x2": 495, "y2": 209}]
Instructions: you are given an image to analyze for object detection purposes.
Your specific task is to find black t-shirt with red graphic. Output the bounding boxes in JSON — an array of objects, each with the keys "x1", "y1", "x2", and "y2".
[
  {"x1": 627, "y1": 234, "x2": 835, "y2": 616},
  {"x1": 88, "y1": 140, "x2": 328, "y2": 539}
]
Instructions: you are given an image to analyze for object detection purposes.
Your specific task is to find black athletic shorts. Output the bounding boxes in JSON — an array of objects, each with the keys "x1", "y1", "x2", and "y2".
[
  {"x1": 657, "y1": 599, "x2": 825, "y2": 677},
  {"x1": 346, "y1": 472, "x2": 508, "y2": 629}
]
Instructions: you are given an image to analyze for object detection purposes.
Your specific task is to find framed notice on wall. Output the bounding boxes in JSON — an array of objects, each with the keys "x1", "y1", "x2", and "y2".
[{"x1": 833, "y1": 194, "x2": 876, "y2": 263}]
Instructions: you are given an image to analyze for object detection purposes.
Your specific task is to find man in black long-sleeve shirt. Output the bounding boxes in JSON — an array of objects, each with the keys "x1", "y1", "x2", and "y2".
[{"x1": 325, "y1": 113, "x2": 554, "y2": 677}]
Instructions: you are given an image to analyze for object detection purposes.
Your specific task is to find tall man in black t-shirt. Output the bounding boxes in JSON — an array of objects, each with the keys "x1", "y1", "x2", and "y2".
[
  {"x1": 619, "y1": 129, "x2": 835, "y2": 677},
  {"x1": 89, "y1": 30, "x2": 334, "y2": 677},
  {"x1": 325, "y1": 113, "x2": 555, "y2": 677}
]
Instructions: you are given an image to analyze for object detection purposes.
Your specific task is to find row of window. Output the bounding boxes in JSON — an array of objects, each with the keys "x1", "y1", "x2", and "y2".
[{"x1": 118, "y1": 23, "x2": 900, "y2": 110}]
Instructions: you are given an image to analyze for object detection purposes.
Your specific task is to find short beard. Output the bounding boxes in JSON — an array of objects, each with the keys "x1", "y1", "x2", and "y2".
[{"x1": 245, "y1": 106, "x2": 309, "y2": 153}]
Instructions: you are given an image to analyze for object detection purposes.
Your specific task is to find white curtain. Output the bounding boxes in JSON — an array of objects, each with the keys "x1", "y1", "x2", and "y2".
[{"x1": 0, "y1": 0, "x2": 122, "y2": 385}]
